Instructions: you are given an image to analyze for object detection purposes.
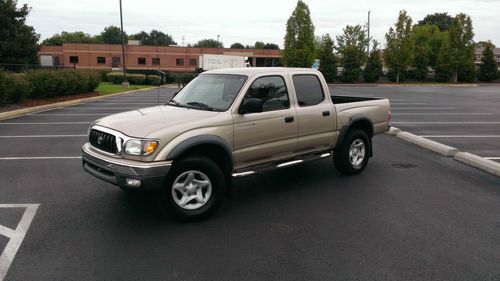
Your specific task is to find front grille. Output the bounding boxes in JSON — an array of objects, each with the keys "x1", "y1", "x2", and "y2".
[{"x1": 89, "y1": 129, "x2": 118, "y2": 154}]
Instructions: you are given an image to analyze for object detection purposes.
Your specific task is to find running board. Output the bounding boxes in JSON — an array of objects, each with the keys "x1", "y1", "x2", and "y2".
[{"x1": 232, "y1": 152, "x2": 332, "y2": 177}]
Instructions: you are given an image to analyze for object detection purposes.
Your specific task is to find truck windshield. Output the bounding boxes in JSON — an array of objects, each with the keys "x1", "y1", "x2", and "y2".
[{"x1": 170, "y1": 74, "x2": 248, "y2": 111}]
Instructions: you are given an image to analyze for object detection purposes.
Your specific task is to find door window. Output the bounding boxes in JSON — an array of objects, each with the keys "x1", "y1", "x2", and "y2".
[
  {"x1": 293, "y1": 74, "x2": 325, "y2": 107},
  {"x1": 241, "y1": 76, "x2": 289, "y2": 112}
]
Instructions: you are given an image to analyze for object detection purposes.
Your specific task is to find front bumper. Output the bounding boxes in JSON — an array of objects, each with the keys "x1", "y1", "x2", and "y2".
[{"x1": 82, "y1": 143, "x2": 172, "y2": 190}]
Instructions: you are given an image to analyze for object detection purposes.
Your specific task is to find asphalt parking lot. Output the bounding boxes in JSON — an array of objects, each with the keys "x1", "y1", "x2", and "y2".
[
  {"x1": 0, "y1": 86, "x2": 500, "y2": 280},
  {"x1": 332, "y1": 85, "x2": 500, "y2": 164}
]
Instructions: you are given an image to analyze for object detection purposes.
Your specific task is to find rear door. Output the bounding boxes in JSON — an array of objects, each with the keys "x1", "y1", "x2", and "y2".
[
  {"x1": 232, "y1": 75, "x2": 298, "y2": 166},
  {"x1": 292, "y1": 74, "x2": 335, "y2": 152}
]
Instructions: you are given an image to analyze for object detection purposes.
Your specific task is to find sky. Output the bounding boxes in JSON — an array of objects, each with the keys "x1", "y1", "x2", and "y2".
[{"x1": 25, "y1": 0, "x2": 500, "y2": 48}]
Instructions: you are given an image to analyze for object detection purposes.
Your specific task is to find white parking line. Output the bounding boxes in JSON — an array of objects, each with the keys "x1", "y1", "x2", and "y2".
[
  {"x1": 0, "y1": 204, "x2": 40, "y2": 281},
  {"x1": 30, "y1": 113, "x2": 108, "y2": 116},
  {"x1": 0, "y1": 135, "x2": 86, "y2": 138},
  {"x1": 391, "y1": 107, "x2": 456, "y2": 110},
  {"x1": 391, "y1": 103, "x2": 428, "y2": 105},
  {"x1": 420, "y1": 135, "x2": 500, "y2": 138},
  {"x1": 393, "y1": 113, "x2": 492, "y2": 115},
  {"x1": 485, "y1": 157, "x2": 500, "y2": 160},
  {"x1": 0, "y1": 122, "x2": 90, "y2": 125},
  {"x1": 0, "y1": 156, "x2": 82, "y2": 160},
  {"x1": 392, "y1": 122, "x2": 500, "y2": 124}
]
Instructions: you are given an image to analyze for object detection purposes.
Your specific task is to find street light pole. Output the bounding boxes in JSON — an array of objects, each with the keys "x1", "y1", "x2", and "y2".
[
  {"x1": 367, "y1": 10, "x2": 371, "y2": 57},
  {"x1": 119, "y1": 0, "x2": 128, "y2": 85}
]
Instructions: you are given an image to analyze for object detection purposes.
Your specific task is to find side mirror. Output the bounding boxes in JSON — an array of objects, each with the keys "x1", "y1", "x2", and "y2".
[{"x1": 239, "y1": 98, "x2": 263, "y2": 114}]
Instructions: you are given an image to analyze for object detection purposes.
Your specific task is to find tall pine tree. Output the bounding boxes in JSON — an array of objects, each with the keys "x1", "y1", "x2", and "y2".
[
  {"x1": 318, "y1": 34, "x2": 337, "y2": 82},
  {"x1": 283, "y1": 0, "x2": 315, "y2": 67},
  {"x1": 478, "y1": 44, "x2": 498, "y2": 82}
]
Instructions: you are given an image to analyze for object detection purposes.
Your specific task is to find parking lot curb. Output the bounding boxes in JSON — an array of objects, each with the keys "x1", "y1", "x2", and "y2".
[
  {"x1": 0, "y1": 86, "x2": 162, "y2": 121},
  {"x1": 454, "y1": 152, "x2": 500, "y2": 177},
  {"x1": 396, "y1": 131, "x2": 459, "y2": 156},
  {"x1": 386, "y1": 127, "x2": 401, "y2": 135}
]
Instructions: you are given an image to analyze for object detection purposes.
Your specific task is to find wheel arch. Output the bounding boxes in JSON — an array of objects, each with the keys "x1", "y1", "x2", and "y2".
[{"x1": 337, "y1": 117, "x2": 374, "y2": 157}]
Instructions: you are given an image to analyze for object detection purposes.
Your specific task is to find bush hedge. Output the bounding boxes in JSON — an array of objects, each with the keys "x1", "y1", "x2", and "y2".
[
  {"x1": 0, "y1": 69, "x2": 101, "y2": 104},
  {"x1": 106, "y1": 72, "x2": 149, "y2": 85}
]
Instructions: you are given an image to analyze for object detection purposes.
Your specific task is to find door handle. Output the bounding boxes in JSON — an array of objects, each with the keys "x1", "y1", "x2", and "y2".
[
  {"x1": 322, "y1": 111, "x2": 330, "y2": 116},
  {"x1": 285, "y1": 116, "x2": 294, "y2": 123}
]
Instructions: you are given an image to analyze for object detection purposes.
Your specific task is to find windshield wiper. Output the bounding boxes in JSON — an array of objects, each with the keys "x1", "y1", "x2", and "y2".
[{"x1": 186, "y1": 102, "x2": 218, "y2": 111}]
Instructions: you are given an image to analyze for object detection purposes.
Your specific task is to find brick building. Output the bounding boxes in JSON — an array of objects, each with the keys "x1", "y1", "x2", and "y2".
[
  {"x1": 38, "y1": 43, "x2": 282, "y2": 72},
  {"x1": 475, "y1": 47, "x2": 500, "y2": 66}
]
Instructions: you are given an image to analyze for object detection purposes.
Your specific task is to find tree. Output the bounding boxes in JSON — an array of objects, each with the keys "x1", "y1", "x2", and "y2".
[
  {"x1": 411, "y1": 24, "x2": 443, "y2": 69},
  {"x1": 384, "y1": 10, "x2": 414, "y2": 83},
  {"x1": 130, "y1": 30, "x2": 175, "y2": 45},
  {"x1": 263, "y1": 43, "x2": 280, "y2": 50},
  {"x1": 98, "y1": 25, "x2": 126, "y2": 44},
  {"x1": 283, "y1": 0, "x2": 315, "y2": 67},
  {"x1": 476, "y1": 41, "x2": 495, "y2": 49},
  {"x1": 448, "y1": 13, "x2": 475, "y2": 83},
  {"x1": 412, "y1": 45, "x2": 429, "y2": 81},
  {"x1": 0, "y1": 0, "x2": 40, "y2": 64},
  {"x1": 340, "y1": 45, "x2": 362, "y2": 82},
  {"x1": 192, "y1": 39, "x2": 223, "y2": 48},
  {"x1": 435, "y1": 36, "x2": 453, "y2": 82},
  {"x1": 254, "y1": 41, "x2": 265, "y2": 49},
  {"x1": 230, "y1": 42, "x2": 245, "y2": 49},
  {"x1": 42, "y1": 31, "x2": 99, "y2": 45},
  {"x1": 336, "y1": 25, "x2": 368, "y2": 63},
  {"x1": 318, "y1": 34, "x2": 337, "y2": 82},
  {"x1": 478, "y1": 44, "x2": 498, "y2": 82},
  {"x1": 417, "y1": 13, "x2": 454, "y2": 32},
  {"x1": 363, "y1": 42, "x2": 382, "y2": 82}
]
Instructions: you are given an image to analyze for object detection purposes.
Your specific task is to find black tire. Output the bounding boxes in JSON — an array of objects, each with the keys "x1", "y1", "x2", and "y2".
[
  {"x1": 334, "y1": 129, "x2": 370, "y2": 175},
  {"x1": 159, "y1": 155, "x2": 225, "y2": 221}
]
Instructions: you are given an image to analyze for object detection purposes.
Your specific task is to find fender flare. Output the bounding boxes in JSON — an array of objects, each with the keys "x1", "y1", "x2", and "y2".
[
  {"x1": 166, "y1": 135, "x2": 234, "y2": 168},
  {"x1": 336, "y1": 117, "x2": 374, "y2": 157}
]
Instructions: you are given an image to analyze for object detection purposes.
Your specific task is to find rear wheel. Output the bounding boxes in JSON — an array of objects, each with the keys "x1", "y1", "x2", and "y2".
[
  {"x1": 159, "y1": 156, "x2": 225, "y2": 221},
  {"x1": 334, "y1": 129, "x2": 370, "y2": 175}
]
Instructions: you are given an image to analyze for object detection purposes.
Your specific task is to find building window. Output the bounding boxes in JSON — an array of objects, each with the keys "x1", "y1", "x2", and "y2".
[
  {"x1": 152, "y1": 58, "x2": 160, "y2": 65},
  {"x1": 138, "y1": 57, "x2": 146, "y2": 65},
  {"x1": 69, "y1": 56, "x2": 79, "y2": 64},
  {"x1": 189, "y1": 58, "x2": 197, "y2": 66},
  {"x1": 97, "y1": 57, "x2": 106, "y2": 64},
  {"x1": 176, "y1": 58, "x2": 184, "y2": 66}
]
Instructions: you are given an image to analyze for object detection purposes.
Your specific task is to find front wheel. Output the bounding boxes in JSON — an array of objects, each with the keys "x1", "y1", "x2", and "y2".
[
  {"x1": 334, "y1": 129, "x2": 370, "y2": 175},
  {"x1": 159, "y1": 156, "x2": 225, "y2": 221}
]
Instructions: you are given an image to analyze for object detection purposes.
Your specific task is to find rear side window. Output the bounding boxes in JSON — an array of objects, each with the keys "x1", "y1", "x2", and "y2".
[
  {"x1": 293, "y1": 75, "x2": 325, "y2": 107},
  {"x1": 242, "y1": 76, "x2": 289, "y2": 112}
]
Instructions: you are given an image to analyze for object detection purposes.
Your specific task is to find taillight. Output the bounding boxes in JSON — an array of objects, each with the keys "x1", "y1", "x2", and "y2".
[{"x1": 388, "y1": 110, "x2": 392, "y2": 122}]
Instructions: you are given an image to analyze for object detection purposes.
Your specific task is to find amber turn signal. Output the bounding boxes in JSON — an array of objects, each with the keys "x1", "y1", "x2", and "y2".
[{"x1": 143, "y1": 141, "x2": 159, "y2": 156}]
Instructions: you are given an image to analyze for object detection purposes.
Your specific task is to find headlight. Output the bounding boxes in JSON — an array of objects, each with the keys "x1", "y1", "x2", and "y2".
[{"x1": 124, "y1": 139, "x2": 159, "y2": 156}]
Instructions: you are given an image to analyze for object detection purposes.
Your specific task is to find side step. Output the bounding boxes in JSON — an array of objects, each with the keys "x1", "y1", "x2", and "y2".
[{"x1": 232, "y1": 152, "x2": 332, "y2": 177}]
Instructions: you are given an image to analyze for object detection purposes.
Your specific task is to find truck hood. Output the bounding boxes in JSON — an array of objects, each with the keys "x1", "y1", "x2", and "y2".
[{"x1": 93, "y1": 105, "x2": 225, "y2": 137}]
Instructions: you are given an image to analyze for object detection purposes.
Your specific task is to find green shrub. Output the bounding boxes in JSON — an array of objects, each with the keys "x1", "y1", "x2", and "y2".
[
  {"x1": 27, "y1": 69, "x2": 101, "y2": 99},
  {"x1": 386, "y1": 70, "x2": 407, "y2": 82},
  {"x1": 0, "y1": 72, "x2": 32, "y2": 104},
  {"x1": 146, "y1": 75, "x2": 161, "y2": 85},
  {"x1": 127, "y1": 74, "x2": 146, "y2": 85},
  {"x1": 170, "y1": 72, "x2": 197, "y2": 84}
]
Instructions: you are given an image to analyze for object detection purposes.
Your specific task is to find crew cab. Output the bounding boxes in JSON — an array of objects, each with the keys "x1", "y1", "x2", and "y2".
[{"x1": 82, "y1": 68, "x2": 391, "y2": 220}]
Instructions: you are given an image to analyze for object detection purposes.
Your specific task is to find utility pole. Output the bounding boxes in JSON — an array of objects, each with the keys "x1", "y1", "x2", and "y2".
[
  {"x1": 119, "y1": 0, "x2": 128, "y2": 86},
  {"x1": 367, "y1": 10, "x2": 371, "y2": 57}
]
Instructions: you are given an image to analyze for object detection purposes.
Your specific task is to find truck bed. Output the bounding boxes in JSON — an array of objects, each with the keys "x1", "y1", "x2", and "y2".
[{"x1": 331, "y1": 95, "x2": 383, "y2": 104}]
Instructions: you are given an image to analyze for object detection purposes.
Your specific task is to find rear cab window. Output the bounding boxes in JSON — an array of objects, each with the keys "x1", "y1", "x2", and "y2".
[{"x1": 292, "y1": 74, "x2": 325, "y2": 107}]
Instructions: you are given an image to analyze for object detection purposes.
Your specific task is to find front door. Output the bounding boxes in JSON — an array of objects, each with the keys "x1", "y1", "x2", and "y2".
[{"x1": 232, "y1": 75, "x2": 298, "y2": 167}]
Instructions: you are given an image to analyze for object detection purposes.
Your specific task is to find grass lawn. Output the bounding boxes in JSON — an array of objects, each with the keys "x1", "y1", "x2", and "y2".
[{"x1": 96, "y1": 82, "x2": 154, "y2": 95}]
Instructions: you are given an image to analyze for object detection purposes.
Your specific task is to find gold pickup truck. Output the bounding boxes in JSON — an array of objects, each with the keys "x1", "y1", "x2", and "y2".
[{"x1": 82, "y1": 68, "x2": 391, "y2": 220}]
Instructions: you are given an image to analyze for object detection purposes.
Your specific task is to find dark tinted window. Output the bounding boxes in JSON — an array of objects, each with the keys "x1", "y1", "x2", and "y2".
[
  {"x1": 242, "y1": 76, "x2": 289, "y2": 112},
  {"x1": 176, "y1": 58, "x2": 184, "y2": 66},
  {"x1": 293, "y1": 75, "x2": 324, "y2": 107},
  {"x1": 189, "y1": 58, "x2": 197, "y2": 66},
  {"x1": 96, "y1": 56, "x2": 106, "y2": 64},
  {"x1": 69, "y1": 56, "x2": 78, "y2": 64},
  {"x1": 138, "y1": 57, "x2": 146, "y2": 65},
  {"x1": 152, "y1": 58, "x2": 160, "y2": 65}
]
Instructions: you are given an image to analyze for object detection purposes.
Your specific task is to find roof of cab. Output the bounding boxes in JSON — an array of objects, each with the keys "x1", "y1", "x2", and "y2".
[{"x1": 203, "y1": 67, "x2": 320, "y2": 77}]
